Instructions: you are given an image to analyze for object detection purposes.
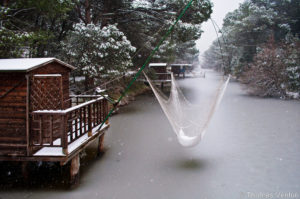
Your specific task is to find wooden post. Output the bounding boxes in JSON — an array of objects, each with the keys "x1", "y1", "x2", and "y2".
[
  {"x1": 26, "y1": 75, "x2": 31, "y2": 156},
  {"x1": 39, "y1": 115, "x2": 42, "y2": 145},
  {"x1": 61, "y1": 115, "x2": 68, "y2": 155},
  {"x1": 93, "y1": 102, "x2": 96, "y2": 126},
  {"x1": 75, "y1": 110, "x2": 78, "y2": 139},
  {"x1": 88, "y1": 104, "x2": 92, "y2": 137},
  {"x1": 79, "y1": 108, "x2": 83, "y2": 136},
  {"x1": 50, "y1": 115, "x2": 53, "y2": 146},
  {"x1": 60, "y1": 76, "x2": 64, "y2": 109},
  {"x1": 83, "y1": 107, "x2": 87, "y2": 134},
  {"x1": 70, "y1": 154, "x2": 80, "y2": 186},
  {"x1": 21, "y1": 162, "x2": 29, "y2": 181},
  {"x1": 97, "y1": 101, "x2": 100, "y2": 124},
  {"x1": 104, "y1": 99, "x2": 109, "y2": 125},
  {"x1": 161, "y1": 82, "x2": 164, "y2": 90},
  {"x1": 97, "y1": 133, "x2": 105, "y2": 156}
]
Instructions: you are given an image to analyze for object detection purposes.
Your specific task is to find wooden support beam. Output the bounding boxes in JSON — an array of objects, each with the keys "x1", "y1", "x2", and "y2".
[
  {"x1": 97, "y1": 133, "x2": 105, "y2": 156},
  {"x1": 21, "y1": 162, "x2": 29, "y2": 181},
  {"x1": 69, "y1": 154, "x2": 80, "y2": 186},
  {"x1": 26, "y1": 75, "x2": 30, "y2": 156}
]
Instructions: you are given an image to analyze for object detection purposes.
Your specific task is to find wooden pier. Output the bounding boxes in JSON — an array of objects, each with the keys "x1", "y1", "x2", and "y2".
[{"x1": 0, "y1": 58, "x2": 110, "y2": 185}]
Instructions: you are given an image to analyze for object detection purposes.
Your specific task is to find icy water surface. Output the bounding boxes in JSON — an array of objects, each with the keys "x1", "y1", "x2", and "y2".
[{"x1": 0, "y1": 70, "x2": 300, "y2": 199}]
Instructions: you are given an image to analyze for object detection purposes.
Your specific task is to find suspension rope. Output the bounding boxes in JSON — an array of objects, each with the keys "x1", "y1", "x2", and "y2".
[
  {"x1": 97, "y1": 0, "x2": 195, "y2": 131},
  {"x1": 210, "y1": 18, "x2": 226, "y2": 73},
  {"x1": 210, "y1": 18, "x2": 231, "y2": 72}
]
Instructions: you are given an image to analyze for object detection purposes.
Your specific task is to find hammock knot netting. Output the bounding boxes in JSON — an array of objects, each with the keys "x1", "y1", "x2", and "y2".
[{"x1": 144, "y1": 72, "x2": 230, "y2": 147}]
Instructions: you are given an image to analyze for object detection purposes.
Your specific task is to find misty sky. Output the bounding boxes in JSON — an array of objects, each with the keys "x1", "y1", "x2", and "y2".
[{"x1": 196, "y1": 0, "x2": 244, "y2": 62}]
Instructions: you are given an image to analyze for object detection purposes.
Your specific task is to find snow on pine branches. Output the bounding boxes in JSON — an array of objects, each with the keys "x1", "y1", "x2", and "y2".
[{"x1": 62, "y1": 23, "x2": 136, "y2": 78}]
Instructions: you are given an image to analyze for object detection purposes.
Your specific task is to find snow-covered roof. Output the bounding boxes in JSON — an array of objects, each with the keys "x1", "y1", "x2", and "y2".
[
  {"x1": 149, "y1": 63, "x2": 167, "y2": 67},
  {"x1": 170, "y1": 64, "x2": 192, "y2": 66},
  {"x1": 0, "y1": 58, "x2": 75, "y2": 72}
]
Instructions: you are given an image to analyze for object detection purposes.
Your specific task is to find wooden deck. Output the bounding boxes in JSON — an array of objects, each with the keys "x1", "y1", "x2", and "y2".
[
  {"x1": 0, "y1": 96, "x2": 110, "y2": 164},
  {"x1": 33, "y1": 122, "x2": 108, "y2": 157}
]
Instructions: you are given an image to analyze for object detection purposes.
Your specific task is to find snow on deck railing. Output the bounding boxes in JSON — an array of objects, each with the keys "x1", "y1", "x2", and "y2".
[
  {"x1": 33, "y1": 97, "x2": 104, "y2": 114},
  {"x1": 34, "y1": 74, "x2": 62, "y2": 77},
  {"x1": 70, "y1": 95, "x2": 103, "y2": 98}
]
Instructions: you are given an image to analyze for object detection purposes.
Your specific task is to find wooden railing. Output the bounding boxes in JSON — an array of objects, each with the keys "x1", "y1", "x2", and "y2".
[{"x1": 30, "y1": 96, "x2": 108, "y2": 155}]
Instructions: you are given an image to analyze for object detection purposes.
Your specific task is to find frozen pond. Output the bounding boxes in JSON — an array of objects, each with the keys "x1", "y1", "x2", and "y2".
[{"x1": 0, "y1": 70, "x2": 300, "y2": 199}]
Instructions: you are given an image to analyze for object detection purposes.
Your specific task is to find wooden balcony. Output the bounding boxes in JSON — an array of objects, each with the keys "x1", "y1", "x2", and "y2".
[{"x1": 30, "y1": 95, "x2": 109, "y2": 161}]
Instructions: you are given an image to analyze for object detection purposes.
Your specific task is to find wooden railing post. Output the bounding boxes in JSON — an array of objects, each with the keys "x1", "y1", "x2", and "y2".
[
  {"x1": 105, "y1": 99, "x2": 109, "y2": 125},
  {"x1": 88, "y1": 104, "x2": 92, "y2": 137},
  {"x1": 49, "y1": 115, "x2": 53, "y2": 146},
  {"x1": 61, "y1": 114, "x2": 68, "y2": 155},
  {"x1": 39, "y1": 115, "x2": 43, "y2": 145}
]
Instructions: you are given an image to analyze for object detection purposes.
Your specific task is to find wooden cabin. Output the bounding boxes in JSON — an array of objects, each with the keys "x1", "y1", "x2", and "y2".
[
  {"x1": 0, "y1": 58, "x2": 110, "y2": 184},
  {"x1": 148, "y1": 63, "x2": 171, "y2": 89},
  {"x1": 170, "y1": 63, "x2": 193, "y2": 78},
  {"x1": 149, "y1": 63, "x2": 171, "y2": 81}
]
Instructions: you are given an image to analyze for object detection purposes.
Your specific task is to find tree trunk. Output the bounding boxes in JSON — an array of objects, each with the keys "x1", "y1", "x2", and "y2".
[
  {"x1": 3, "y1": 0, "x2": 10, "y2": 7},
  {"x1": 85, "y1": 0, "x2": 91, "y2": 24},
  {"x1": 84, "y1": 74, "x2": 95, "y2": 91}
]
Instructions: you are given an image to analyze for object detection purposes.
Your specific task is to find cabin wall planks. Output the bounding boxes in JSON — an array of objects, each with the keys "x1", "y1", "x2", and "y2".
[{"x1": 0, "y1": 62, "x2": 71, "y2": 156}]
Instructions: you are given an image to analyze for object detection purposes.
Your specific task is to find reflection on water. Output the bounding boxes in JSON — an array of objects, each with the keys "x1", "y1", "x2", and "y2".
[
  {"x1": 0, "y1": 161, "x2": 68, "y2": 190},
  {"x1": 169, "y1": 158, "x2": 208, "y2": 171}
]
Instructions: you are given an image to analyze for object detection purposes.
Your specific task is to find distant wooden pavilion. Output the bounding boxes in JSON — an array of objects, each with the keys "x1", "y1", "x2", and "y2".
[
  {"x1": 170, "y1": 63, "x2": 193, "y2": 78},
  {"x1": 149, "y1": 63, "x2": 171, "y2": 81},
  {"x1": 148, "y1": 63, "x2": 171, "y2": 89}
]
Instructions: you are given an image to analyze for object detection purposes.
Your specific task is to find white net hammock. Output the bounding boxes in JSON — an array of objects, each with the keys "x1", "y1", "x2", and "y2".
[{"x1": 144, "y1": 72, "x2": 230, "y2": 147}]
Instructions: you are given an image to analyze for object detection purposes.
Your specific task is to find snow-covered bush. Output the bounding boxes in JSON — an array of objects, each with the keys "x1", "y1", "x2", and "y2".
[{"x1": 242, "y1": 36, "x2": 300, "y2": 98}]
